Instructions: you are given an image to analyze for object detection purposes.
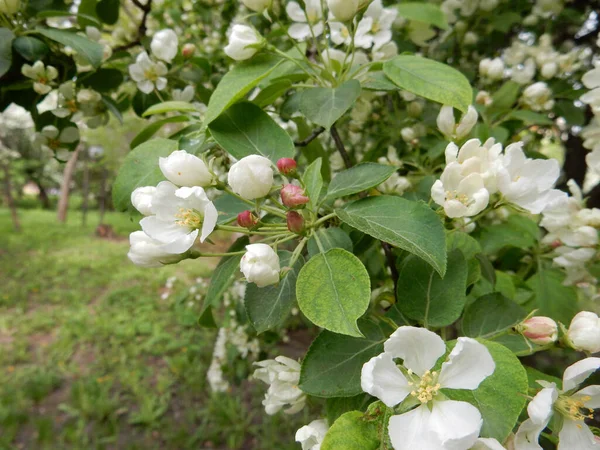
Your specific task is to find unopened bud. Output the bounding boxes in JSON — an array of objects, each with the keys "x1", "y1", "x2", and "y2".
[
  {"x1": 182, "y1": 43, "x2": 196, "y2": 58},
  {"x1": 277, "y1": 158, "x2": 297, "y2": 176},
  {"x1": 280, "y1": 184, "x2": 309, "y2": 208},
  {"x1": 567, "y1": 311, "x2": 600, "y2": 353},
  {"x1": 287, "y1": 211, "x2": 305, "y2": 234},
  {"x1": 517, "y1": 317, "x2": 558, "y2": 345},
  {"x1": 327, "y1": 0, "x2": 359, "y2": 22},
  {"x1": 237, "y1": 210, "x2": 258, "y2": 229}
]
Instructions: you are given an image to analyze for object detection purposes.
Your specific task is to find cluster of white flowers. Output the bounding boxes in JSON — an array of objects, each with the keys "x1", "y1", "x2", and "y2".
[
  {"x1": 441, "y1": 0, "x2": 500, "y2": 24},
  {"x1": 253, "y1": 356, "x2": 306, "y2": 415},
  {"x1": 207, "y1": 327, "x2": 230, "y2": 393},
  {"x1": 540, "y1": 181, "x2": 600, "y2": 285},
  {"x1": 431, "y1": 138, "x2": 563, "y2": 219},
  {"x1": 581, "y1": 35, "x2": 600, "y2": 189},
  {"x1": 128, "y1": 29, "x2": 179, "y2": 94}
]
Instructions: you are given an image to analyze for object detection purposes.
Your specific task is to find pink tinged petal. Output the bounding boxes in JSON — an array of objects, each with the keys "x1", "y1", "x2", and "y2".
[
  {"x1": 383, "y1": 326, "x2": 446, "y2": 377},
  {"x1": 557, "y1": 419, "x2": 598, "y2": 450},
  {"x1": 438, "y1": 338, "x2": 495, "y2": 390},
  {"x1": 388, "y1": 405, "x2": 443, "y2": 450},
  {"x1": 429, "y1": 400, "x2": 482, "y2": 450},
  {"x1": 527, "y1": 384, "x2": 558, "y2": 425},
  {"x1": 360, "y1": 353, "x2": 411, "y2": 408},
  {"x1": 201, "y1": 201, "x2": 218, "y2": 243},
  {"x1": 563, "y1": 358, "x2": 600, "y2": 392},
  {"x1": 514, "y1": 418, "x2": 545, "y2": 450}
]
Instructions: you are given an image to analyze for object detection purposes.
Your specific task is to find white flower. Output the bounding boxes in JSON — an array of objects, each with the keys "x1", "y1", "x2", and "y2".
[
  {"x1": 224, "y1": 24, "x2": 264, "y2": 61},
  {"x1": 511, "y1": 58, "x2": 536, "y2": 85},
  {"x1": 361, "y1": 327, "x2": 495, "y2": 450},
  {"x1": 151, "y1": 29, "x2": 179, "y2": 63},
  {"x1": 254, "y1": 356, "x2": 305, "y2": 415},
  {"x1": 355, "y1": 0, "x2": 397, "y2": 49},
  {"x1": 37, "y1": 90, "x2": 59, "y2": 115},
  {"x1": 479, "y1": 58, "x2": 504, "y2": 81},
  {"x1": 522, "y1": 82, "x2": 554, "y2": 111},
  {"x1": 127, "y1": 231, "x2": 183, "y2": 268},
  {"x1": 372, "y1": 41, "x2": 398, "y2": 61},
  {"x1": 241, "y1": 243, "x2": 280, "y2": 287},
  {"x1": 172, "y1": 85, "x2": 195, "y2": 102},
  {"x1": 227, "y1": 155, "x2": 274, "y2": 199},
  {"x1": 330, "y1": 18, "x2": 371, "y2": 47},
  {"x1": 0, "y1": 103, "x2": 33, "y2": 129},
  {"x1": 128, "y1": 52, "x2": 168, "y2": 94},
  {"x1": 140, "y1": 181, "x2": 218, "y2": 254},
  {"x1": 431, "y1": 163, "x2": 490, "y2": 218},
  {"x1": 437, "y1": 105, "x2": 479, "y2": 141},
  {"x1": 496, "y1": 143, "x2": 564, "y2": 214},
  {"x1": 22, "y1": 61, "x2": 58, "y2": 95},
  {"x1": 328, "y1": 0, "x2": 359, "y2": 22},
  {"x1": 159, "y1": 150, "x2": 213, "y2": 187},
  {"x1": 242, "y1": 0, "x2": 271, "y2": 12},
  {"x1": 36, "y1": 125, "x2": 79, "y2": 155},
  {"x1": 568, "y1": 312, "x2": 600, "y2": 354},
  {"x1": 471, "y1": 438, "x2": 506, "y2": 450},
  {"x1": 587, "y1": 148, "x2": 600, "y2": 174},
  {"x1": 515, "y1": 357, "x2": 600, "y2": 450},
  {"x1": 295, "y1": 419, "x2": 328, "y2": 450},
  {"x1": 444, "y1": 138, "x2": 503, "y2": 193},
  {"x1": 131, "y1": 186, "x2": 156, "y2": 216},
  {"x1": 286, "y1": 0, "x2": 325, "y2": 41}
]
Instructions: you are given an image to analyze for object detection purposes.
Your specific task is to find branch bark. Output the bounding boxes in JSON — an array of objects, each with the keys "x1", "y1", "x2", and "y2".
[
  {"x1": 330, "y1": 125, "x2": 352, "y2": 169},
  {"x1": 57, "y1": 145, "x2": 81, "y2": 223}
]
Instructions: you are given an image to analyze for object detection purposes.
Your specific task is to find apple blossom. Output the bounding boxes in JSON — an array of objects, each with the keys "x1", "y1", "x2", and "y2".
[
  {"x1": 172, "y1": 86, "x2": 195, "y2": 102},
  {"x1": 224, "y1": 24, "x2": 264, "y2": 61},
  {"x1": 277, "y1": 158, "x2": 297, "y2": 176},
  {"x1": 237, "y1": 210, "x2": 258, "y2": 229},
  {"x1": 355, "y1": 0, "x2": 397, "y2": 49},
  {"x1": 140, "y1": 181, "x2": 218, "y2": 254},
  {"x1": 150, "y1": 29, "x2": 179, "y2": 63},
  {"x1": 479, "y1": 57, "x2": 505, "y2": 81},
  {"x1": 327, "y1": 0, "x2": 359, "y2": 22},
  {"x1": 22, "y1": 61, "x2": 58, "y2": 95},
  {"x1": 254, "y1": 356, "x2": 305, "y2": 414},
  {"x1": 127, "y1": 231, "x2": 183, "y2": 268},
  {"x1": 159, "y1": 150, "x2": 212, "y2": 187},
  {"x1": 228, "y1": 155, "x2": 274, "y2": 200},
  {"x1": 181, "y1": 43, "x2": 196, "y2": 58},
  {"x1": 522, "y1": 82, "x2": 554, "y2": 111},
  {"x1": 361, "y1": 327, "x2": 495, "y2": 450},
  {"x1": 36, "y1": 125, "x2": 79, "y2": 156},
  {"x1": 240, "y1": 243, "x2": 280, "y2": 287},
  {"x1": 515, "y1": 358, "x2": 600, "y2": 449},
  {"x1": 567, "y1": 311, "x2": 600, "y2": 354},
  {"x1": 295, "y1": 419, "x2": 328, "y2": 450},
  {"x1": 286, "y1": 211, "x2": 305, "y2": 234},
  {"x1": 131, "y1": 186, "x2": 156, "y2": 216},
  {"x1": 517, "y1": 317, "x2": 558, "y2": 345},
  {"x1": 437, "y1": 105, "x2": 479, "y2": 141},
  {"x1": 286, "y1": 0, "x2": 324, "y2": 41},
  {"x1": 128, "y1": 52, "x2": 168, "y2": 94},
  {"x1": 444, "y1": 138, "x2": 503, "y2": 193},
  {"x1": 431, "y1": 163, "x2": 490, "y2": 218}
]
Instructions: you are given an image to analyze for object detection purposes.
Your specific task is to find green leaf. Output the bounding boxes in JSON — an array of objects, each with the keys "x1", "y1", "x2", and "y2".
[
  {"x1": 203, "y1": 236, "x2": 250, "y2": 310},
  {"x1": 326, "y1": 395, "x2": 372, "y2": 424},
  {"x1": 132, "y1": 91, "x2": 160, "y2": 117},
  {"x1": 445, "y1": 341, "x2": 528, "y2": 442},
  {"x1": 252, "y1": 79, "x2": 292, "y2": 108},
  {"x1": 527, "y1": 268, "x2": 578, "y2": 325},
  {"x1": 446, "y1": 231, "x2": 481, "y2": 260},
  {"x1": 198, "y1": 306, "x2": 217, "y2": 328},
  {"x1": 12, "y1": 36, "x2": 49, "y2": 62},
  {"x1": 77, "y1": 0, "x2": 99, "y2": 29},
  {"x1": 383, "y1": 55, "x2": 471, "y2": 112},
  {"x1": 303, "y1": 157, "x2": 323, "y2": 210},
  {"x1": 336, "y1": 196, "x2": 447, "y2": 276},
  {"x1": 327, "y1": 163, "x2": 396, "y2": 200},
  {"x1": 554, "y1": 100, "x2": 585, "y2": 126},
  {"x1": 490, "y1": 12, "x2": 521, "y2": 32},
  {"x1": 245, "y1": 251, "x2": 304, "y2": 333},
  {"x1": 396, "y1": 250, "x2": 468, "y2": 328},
  {"x1": 297, "y1": 249, "x2": 370, "y2": 337},
  {"x1": 489, "y1": 81, "x2": 520, "y2": 111},
  {"x1": 101, "y1": 95, "x2": 123, "y2": 124},
  {"x1": 361, "y1": 71, "x2": 399, "y2": 91},
  {"x1": 396, "y1": 2, "x2": 448, "y2": 29},
  {"x1": 307, "y1": 228, "x2": 353, "y2": 259},
  {"x1": 112, "y1": 138, "x2": 177, "y2": 212},
  {"x1": 299, "y1": 320, "x2": 389, "y2": 397},
  {"x1": 96, "y1": 0, "x2": 119, "y2": 24},
  {"x1": 321, "y1": 411, "x2": 379, "y2": 450},
  {"x1": 213, "y1": 193, "x2": 250, "y2": 225},
  {"x1": 36, "y1": 28, "x2": 103, "y2": 68},
  {"x1": 204, "y1": 55, "x2": 283, "y2": 126},
  {"x1": 479, "y1": 215, "x2": 539, "y2": 254},
  {"x1": 299, "y1": 80, "x2": 362, "y2": 129},
  {"x1": 143, "y1": 101, "x2": 197, "y2": 117},
  {"x1": 509, "y1": 110, "x2": 553, "y2": 126},
  {"x1": 209, "y1": 102, "x2": 294, "y2": 164},
  {"x1": 462, "y1": 293, "x2": 526, "y2": 339},
  {"x1": 80, "y1": 68, "x2": 123, "y2": 92},
  {"x1": 130, "y1": 116, "x2": 189, "y2": 149},
  {"x1": 0, "y1": 28, "x2": 15, "y2": 79}
]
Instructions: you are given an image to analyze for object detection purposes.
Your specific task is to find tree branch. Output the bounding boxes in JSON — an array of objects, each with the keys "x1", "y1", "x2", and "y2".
[
  {"x1": 330, "y1": 125, "x2": 352, "y2": 169},
  {"x1": 114, "y1": 0, "x2": 153, "y2": 53},
  {"x1": 294, "y1": 127, "x2": 325, "y2": 147},
  {"x1": 382, "y1": 242, "x2": 399, "y2": 292}
]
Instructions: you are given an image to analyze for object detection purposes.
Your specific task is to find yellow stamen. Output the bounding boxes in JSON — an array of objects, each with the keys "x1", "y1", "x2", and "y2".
[
  {"x1": 555, "y1": 395, "x2": 594, "y2": 422},
  {"x1": 409, "y1": 370, "x2": 442, "y2": 404},
  {"x1": 175, "y1": 208, "x2": 203, "y2": 229}
]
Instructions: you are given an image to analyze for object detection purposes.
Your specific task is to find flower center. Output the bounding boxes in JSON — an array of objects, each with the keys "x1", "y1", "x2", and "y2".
[
  {"x1": 175, "y1": 208, "x2": 203, "y2": 229},
  {"x1": 372, "y1": 21, "x2": 381, "y2": 33},
  {"x1": 67, "y1": 100, "x2": 78, "y2": 112},
  {"x1": 144, "y1": 68, "x2": 159, "y2": 81},
  {"x1": 446, "y1": 190, "x2": 471, "y2": 206},
  {"x1": 555, "y1": 395, "x2": 594, "y2": 422},
  {"x1": 47, "y1": 138, "x2": 61, "y2": 150},
  {"x1": 408, "y1": 370, "x2": 441, "y2": 404}
]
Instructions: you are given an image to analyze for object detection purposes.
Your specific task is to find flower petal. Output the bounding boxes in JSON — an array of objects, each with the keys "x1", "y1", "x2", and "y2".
[
  {"x1": 438, "y1": 338, "x2": 495, "y2": 390},
  {"x1": 360, "y1": 353, "x2": 411, "y2": 408},
  {"x1": 383, "y1": 326, "x2": 446, "y2": 376},
  {"x1": 388, "y1": 405, "x2": 442, "y2": 450},
  {"x1": 563, "y1": 357, "x2": 600, "y2": 392},
  {"x1": 527, "y1": 384, "x2": 557, "y2": 425},
  {"x1": 288, "y1": 23, "x2": 312, "y2": 40},
  {"x1": 201, "y1": 201, "x2": 218, "y2": 243},
  {"x1": 574, "y1": 385, "x2": 600, "y2": 409},
  {"x1": 429, "y1": 400, "x2": 482, "y2": 450},
  {"x1": 471, "y1": 438, "x2": 506, "y2": 450},
  {"x1": 557, "y1": 419, "x2": 597, "y2": 450},
  {"x1": 514, "y1": 418, "x2": 545, "y2": 450},
  {"x1": 286, "y1": 1, "x2": 307, "y2": 22}
]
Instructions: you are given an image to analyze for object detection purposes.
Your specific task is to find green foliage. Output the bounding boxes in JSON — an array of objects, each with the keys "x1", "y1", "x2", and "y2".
[
  {"x1": 12, "y1": 36, "x2": 49, "y2": 62},
  {"x1": 0, "y1": 28, "x2": 15, "y2": 78},
  {"x1": 326, "y1": 163, "x2": 396, "y2": 200},
  {"x1": 80, "y1": 68, "x2": 124, "y2": 92},
  {"x1": 527, "y1": 267, "x2": 579, "y2": 325},
  {"x1": 321, "y1": 411, "x2": 380, "y2": 450},
  {"x1": 143, "y1": 101, "x2": 198, "y2": 117},
  {"x1": 130, "y1": 115, "x2": 189, "y2": 149},
  {"x1": 299, "y1": 80, "x2": 362, "y2": 129},
  {"x1": 297, "y1": 249, "x2": 371, "y2": 337},
  {"x1": 479, "y1": 215, "x2": 540, "y2": 254},
  {"x1": 36, "y1": 28, "x2": 104, "y2": 68},
  {"x1": 337, "y1": 196, "x2": 447, "y2": 276},
  {"x1": 303, "y1": 157, "x2": 324, "y2": 210},
  {"x1": 307, "y1": 228, "x2": 353, "y2": 259},
  {"x1": 462, "y1": 293, "x2": 526, "y2": 339},
  {"x1": 396, "y1": 2, "x2": 449, "y2": 29}
]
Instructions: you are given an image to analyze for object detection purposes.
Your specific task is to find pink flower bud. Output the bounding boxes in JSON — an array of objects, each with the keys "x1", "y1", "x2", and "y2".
[
  {"x1": 550, "y1": 239, "x2": 562, "y2": 249},
  {"x1": 280, "y1": 184, "x2": 309, "y2": 208},
  {"x1": 287, "y1": 211, "x2": 305, "y2": 234},
  {"x1": 237, "y1": 210, "x2": 258, "y2": 229},
  {"x1": 182, "y1": 43, "x2": 196, "y2": 58},
  {"x1": 277, "y1": 158, "x2": 297, "y2": 176},
  {"x1": 519, "y1": 317, "x2": 558, "y2": 345}
]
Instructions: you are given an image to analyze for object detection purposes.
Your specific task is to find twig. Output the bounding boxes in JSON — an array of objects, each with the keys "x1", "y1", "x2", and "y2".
[
  {"x1": 114, "y1": 0, "x2": 153, "y2": 53},
  {"x1": 382, "y1": 242, "x2": 399, "y2": 293},
  {"x1": 330, "y1": 125, "x2": 352, "y2": 169},
  {"x1": 294, "y1": 127, "x2": 325, "y2": 147}
]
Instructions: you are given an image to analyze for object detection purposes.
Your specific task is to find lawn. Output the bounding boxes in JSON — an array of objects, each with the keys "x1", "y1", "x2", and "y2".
[{"x1": 0, "y1": 208, "x2": 310, "y2": 450}]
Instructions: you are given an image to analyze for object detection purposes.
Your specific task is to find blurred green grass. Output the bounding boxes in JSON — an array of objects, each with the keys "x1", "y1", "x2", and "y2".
[{"x1": 0, "y1": 208, "x2": 309, "y2": 450}]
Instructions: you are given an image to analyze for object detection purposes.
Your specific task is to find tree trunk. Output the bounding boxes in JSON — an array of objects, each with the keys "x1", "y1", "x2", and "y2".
[
  {"x1": 2, "y1": 162, "x2": 21, "y2": 232},
  {"x1": 98, "y1": 167, "x2": 108, "y2": 226},
  {"x1": 57, "y1": 145, "x2": 81, "y2": 223},
  {"x1": 33, "y1": 178, "x2": 51, "y2": 209},
  {"x1": 81, "y1": 150, "x2": 90, "y2": 227}
]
